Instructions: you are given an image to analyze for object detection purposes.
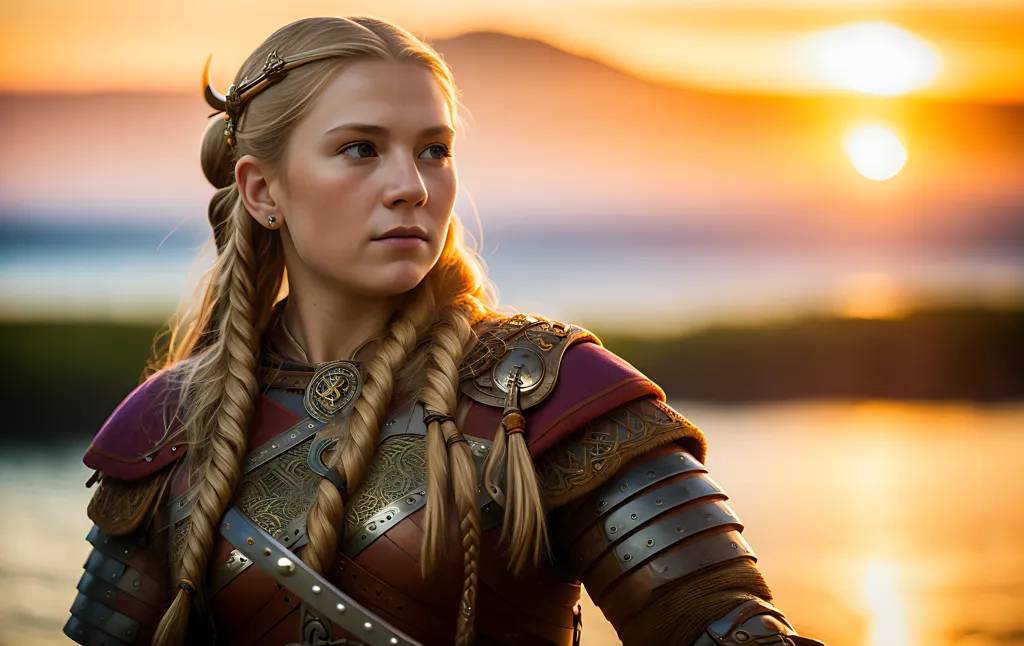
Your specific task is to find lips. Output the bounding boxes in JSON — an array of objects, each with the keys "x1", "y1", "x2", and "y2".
[{"x1": 373, "y1": 225, "x2": 428, "y2": 241}]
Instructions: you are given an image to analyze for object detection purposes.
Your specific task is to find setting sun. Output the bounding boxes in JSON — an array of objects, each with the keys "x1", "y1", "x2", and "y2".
[
  {"x1": 843, "y1": 124, "x2": 908, "y2": 181},
  {"x1": 804, "y1": 22, "x2": 940, "y2": 96}
]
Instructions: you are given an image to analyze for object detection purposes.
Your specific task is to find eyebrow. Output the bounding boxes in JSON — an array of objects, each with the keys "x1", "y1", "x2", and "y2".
[{"x1": 322, "y1": 123, "x2": 455, "y2": 138}]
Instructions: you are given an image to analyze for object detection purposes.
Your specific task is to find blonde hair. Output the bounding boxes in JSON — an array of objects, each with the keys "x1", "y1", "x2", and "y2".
[{"x1": 149, "y1": 16, "x2": 547, "y2": 646}]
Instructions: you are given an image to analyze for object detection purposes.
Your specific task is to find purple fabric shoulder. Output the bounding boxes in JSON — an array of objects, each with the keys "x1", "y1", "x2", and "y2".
[
  {"x1": 83, "y1": 366, "x2": 188, "y2": 480},
  {"x1": 464, "y1": 340, "x2": 665, "y2": 457}
]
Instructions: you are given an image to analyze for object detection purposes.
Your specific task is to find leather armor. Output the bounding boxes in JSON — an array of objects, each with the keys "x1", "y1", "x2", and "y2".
[{"x1": 65, "y1": 312, "x2": 822, "y2": 646}]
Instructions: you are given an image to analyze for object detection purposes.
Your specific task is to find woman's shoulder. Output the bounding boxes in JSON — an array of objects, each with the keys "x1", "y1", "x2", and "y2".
[
  {"x1": 462, "y1": 312, "x2": 667, "y2": 450},
  {"x1": 83, "y1": 362, "x2": 190, "y2": 481},
  {"x1": 463, "y1": 312, "x2": 706, "y2": 506}
]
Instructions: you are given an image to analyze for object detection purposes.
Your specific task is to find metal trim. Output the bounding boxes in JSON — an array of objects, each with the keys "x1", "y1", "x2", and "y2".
[
  {"x1": 69, "y1": 592, "x2": 141, "y2": 643},
  {"x1": 64, "y1": 615, "x2": 132, "y2": 646},
  {"x1": 611, "y1": 500, "x2": 742, "y2": 572},
  {"x1": 568, "y1": 473, "x2": 724, "y2": 573},
  {"x1": 245, "y1": 417, "x2": 327, "y2": 473},
  {"x1": 220, "y1": 506, "x2": 424, "y2": 646},
  {"x1": 560, "y1": 451, "x2": 707, "y2": 548},
  {"x1": 209, "y1": 549, "x2": 255, "y2": 596},
  {"x1": 84, "y1": 550, "x2": 127, "y2": 585},
  {"x1": 588, "y1": 525, "x2": 752, "y2": 600},
  {"x1": 86, "y1": 526, "x2": 142, "y2": 562}
]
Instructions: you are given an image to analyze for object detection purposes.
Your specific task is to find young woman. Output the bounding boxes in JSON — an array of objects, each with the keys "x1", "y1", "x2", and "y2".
[{"x1": 64, "y1": 16, "x2": 826, "y2": 646}]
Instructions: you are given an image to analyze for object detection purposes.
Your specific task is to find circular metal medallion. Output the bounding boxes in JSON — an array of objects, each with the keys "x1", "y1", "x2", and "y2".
[
  {"x1": 492, "y1": 348, "x2": 545, "y2": 394},
  {"x1": 304, "y1": 360, "x2": 362, "y2": 422}
]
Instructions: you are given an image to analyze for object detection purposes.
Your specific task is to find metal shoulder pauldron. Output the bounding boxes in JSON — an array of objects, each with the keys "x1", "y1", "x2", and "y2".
[{"x1": 458, "y1": 313, "x2": 597, "y2": 410}]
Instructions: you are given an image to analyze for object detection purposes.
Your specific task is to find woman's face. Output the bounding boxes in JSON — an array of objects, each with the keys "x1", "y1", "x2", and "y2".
[{"x1": 261, "y1": 59, "x2": 457, "y2": 298}]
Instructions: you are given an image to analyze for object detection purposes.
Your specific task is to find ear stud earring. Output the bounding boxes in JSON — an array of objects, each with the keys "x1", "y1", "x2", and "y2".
[{"x1": 267, "y1": 215, "x2": 278, "y2": 229}]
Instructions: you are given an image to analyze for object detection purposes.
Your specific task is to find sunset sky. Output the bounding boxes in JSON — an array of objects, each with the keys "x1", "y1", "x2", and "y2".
[
  {"x1": 0, "y1": 0, "x2": 1021, "y2": 251},
  {"x1": 2, "y1": 0, "x2": 1023, "y2": 101}
]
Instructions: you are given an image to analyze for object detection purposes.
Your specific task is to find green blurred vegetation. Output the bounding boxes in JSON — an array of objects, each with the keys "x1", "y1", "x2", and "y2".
[{"x1": 1, "y1": 306, "x2": 1020, "y2": 440}]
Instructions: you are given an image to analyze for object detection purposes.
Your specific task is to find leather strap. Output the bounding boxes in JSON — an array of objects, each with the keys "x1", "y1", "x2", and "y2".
[{"x1": 219, "y1": 506, "x2": 424, "y2": 646}]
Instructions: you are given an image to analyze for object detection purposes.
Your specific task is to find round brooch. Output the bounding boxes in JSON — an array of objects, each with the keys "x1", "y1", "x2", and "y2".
[
  {"x1": 303, "y1": 360, "x2": 362, "y2": 423},
  {"x1": 492, "y1": 348, "x2": 544, "y2": 394}
]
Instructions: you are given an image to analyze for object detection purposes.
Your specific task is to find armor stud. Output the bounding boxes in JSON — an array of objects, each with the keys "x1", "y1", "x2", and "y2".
[{"x1": 277, "y1": 557, "x2": 296, "y2": 575}]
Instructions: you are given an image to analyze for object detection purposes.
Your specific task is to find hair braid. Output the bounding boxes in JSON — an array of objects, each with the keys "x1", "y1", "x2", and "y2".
[
  {"x1": 419, "y1": 302, "x2": 481, "y2": 644},
  {"x1": 482, "y1": 405, "x2": 551, "y2": 575},
  {"x1": 302, "y1": 287, "x2": 436, "y2": 574},
  {"x1": 153, "y1": 191, "x2": 266, "y2": 646}
]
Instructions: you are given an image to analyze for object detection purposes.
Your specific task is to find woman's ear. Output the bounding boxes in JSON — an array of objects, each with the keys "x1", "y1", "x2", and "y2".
[{"x1": 235, "y1": 155, "x2": 282, "y2": 229}]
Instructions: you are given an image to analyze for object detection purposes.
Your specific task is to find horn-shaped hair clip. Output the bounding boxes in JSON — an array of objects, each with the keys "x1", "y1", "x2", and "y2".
[{"x1": 203, "y1": 48, "x2": 338, "y2": 148}]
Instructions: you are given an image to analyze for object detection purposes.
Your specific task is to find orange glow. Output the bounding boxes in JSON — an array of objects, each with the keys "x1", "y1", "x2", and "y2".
[
  {"x1": 0, "y1": 1, "x2": 1022, "y2": 102},
  {"x1": 835, "y1": 273, "x2": 910, "y2": 319},
  {"x1": 803, "y1": 22, "x2": 940, "y2": 96}
]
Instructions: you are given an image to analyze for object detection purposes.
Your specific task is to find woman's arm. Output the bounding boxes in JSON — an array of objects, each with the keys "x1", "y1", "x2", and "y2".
[
  {"x1": 64, "y1": 470, "x2": 176, "y2": 645},
  {"x1": 540, "y1": 397, "x2": 825, "y2": 646}
]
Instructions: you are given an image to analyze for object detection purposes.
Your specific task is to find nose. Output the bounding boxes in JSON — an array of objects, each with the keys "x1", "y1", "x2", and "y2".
[{"x1": 382, "y1": 154, "x2": 428, "y2": 208}]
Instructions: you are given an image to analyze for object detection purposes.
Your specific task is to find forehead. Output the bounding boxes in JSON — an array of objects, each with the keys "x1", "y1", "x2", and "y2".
[{"x1": 301, "y1": 59, "x2": 453, "y2": 134}]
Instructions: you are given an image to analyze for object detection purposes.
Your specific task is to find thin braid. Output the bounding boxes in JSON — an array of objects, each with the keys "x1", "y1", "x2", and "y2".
[
  {"x1": 419, "y1": 303, "x2": 481, "y2": 645},
  {"x1": 153, "y1": 195, "x2": 263, "y2": 646},
  {"x1": 303, "y1": 288, "x2": 435, "y2": 574}
]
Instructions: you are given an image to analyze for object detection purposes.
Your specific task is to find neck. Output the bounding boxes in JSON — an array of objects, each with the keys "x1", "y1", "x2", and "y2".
[{"x1": 282, "y1": 275, "x2": 400, "y2": 366}]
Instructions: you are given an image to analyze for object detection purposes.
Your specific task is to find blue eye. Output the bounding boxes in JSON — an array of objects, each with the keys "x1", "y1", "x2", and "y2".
[
  {"x1": 338, "y1": 142, "x2": 377, "y2": 158},
  {"x1": 419, "y1": 144, "x2": 451, "y2": 160}
]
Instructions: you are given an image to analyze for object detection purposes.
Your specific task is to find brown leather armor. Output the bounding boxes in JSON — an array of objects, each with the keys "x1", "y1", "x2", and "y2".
[{"x1": 65, "y1": 312, "x2": 813, "y2": 646}]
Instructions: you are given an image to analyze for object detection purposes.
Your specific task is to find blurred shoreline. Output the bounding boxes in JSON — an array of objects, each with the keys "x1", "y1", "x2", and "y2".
[{"x1": 2, "y1": 305, "x2": 1020, "y2": 442}]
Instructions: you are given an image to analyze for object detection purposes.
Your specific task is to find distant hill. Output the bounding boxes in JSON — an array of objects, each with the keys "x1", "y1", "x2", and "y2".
[{"x1": 1, "y1": 31, "x2": 1022, "y2": 249}]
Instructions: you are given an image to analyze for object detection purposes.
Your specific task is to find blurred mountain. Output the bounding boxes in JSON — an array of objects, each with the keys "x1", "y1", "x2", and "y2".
[{"x1": 1, "y1": 31, "x2": 1021, "y2": 249}]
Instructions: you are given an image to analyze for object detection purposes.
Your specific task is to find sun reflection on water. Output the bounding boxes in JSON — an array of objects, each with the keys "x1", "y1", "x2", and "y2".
[{"x1": 861, "y1": 560, "x2": 910, "y2": 646}]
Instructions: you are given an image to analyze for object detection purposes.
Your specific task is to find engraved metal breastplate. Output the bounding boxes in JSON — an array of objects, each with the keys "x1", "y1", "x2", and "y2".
[{"x1": 168, "y1": 385, "x2": 498, "y2": 596}]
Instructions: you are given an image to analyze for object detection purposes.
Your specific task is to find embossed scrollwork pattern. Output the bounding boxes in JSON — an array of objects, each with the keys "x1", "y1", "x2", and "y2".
[
  {"x1": 234, "y1": 438, "x2": 322, "y2": 543},
  {"x1": 535, "y1": 398, "x2": 704, "y2": 506},
  {"x1": 343, "y1": 435, "x2": 427, "y2": 538}
]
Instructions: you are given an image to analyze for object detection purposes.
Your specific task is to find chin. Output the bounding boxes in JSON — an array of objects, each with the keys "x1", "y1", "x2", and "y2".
[{"x1": 365, "y1": 263, "x2": 431, "y2": 296}]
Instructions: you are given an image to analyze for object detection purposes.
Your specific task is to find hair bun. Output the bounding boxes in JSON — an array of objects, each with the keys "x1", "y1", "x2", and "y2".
[{"x1": 200, "y1": 117, "x2": 236, "y2": 189}]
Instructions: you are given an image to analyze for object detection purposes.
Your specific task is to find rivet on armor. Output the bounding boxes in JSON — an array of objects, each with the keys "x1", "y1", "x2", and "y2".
[
  {"x1": 263, "y1": 548, "x2": 272, "y2": 556},
  {"x1": 225, "y1": 523, "x2": 232, "y2": 530},
  {"x1": 290, "y1": 433, "x2": 297, "y2": 438},
  {"x1": 647, "y1": 470, "x2": 656, "y2": 478},
  {"x1": 705, "y1": 514, "x2": 713, "y2": 521},
  {"x1": 731, "y1": 542, "x2": 739, "y2": 549},
  {"x1": 368, "y1": 523, "x2": 377, "y2": 531},
  {"x1": 734, "y1": 631, "x2": 751, "y2": 643},
  {"x1": 363, "y1": 622, "x2": 373, "y2": 631},
  {"x1": 246, "y1": 537, "x2": 255, "y2": 545},
  {"x1": 336, "y1": 603, "x2": 346, "y2": 613},
  {"x1": 391, "y1": 639, "x2": 399, "y2": 645},
  {"x1": 610, "y1": 526, "x2": 617, "y2": 534},
  {"x1": 312, "y1": 585, "x2": 321, "y2": 594},
  {"x1": 655, "y1": 499, "x2": 663, "y2": 505},
  {"x1": 677, "y1": 526, "x2": 685, "y2": 533},
  {"x1": 647, "y1": 539, "x2": 655, "y2": 547},
  {"x1": 277, "y1": 557, "x2": 296, "y2": 575},
  {"x1": 623, "y1": 554, "x2": 632, "y2": 561},
  {"x1": 272, "y1": 444, "x2": 278, "y2": 449},
  {"x1": 407, "y1": 497, "x2": 415, "y2": 504},
  {"x1": 619, "y1": 483, "x2": 628, "y2": 492},
  {"x1": 631, "y1": 513, "x2": 638, "y2": 520},
  {"x1": 308, "y1": 423, "x2": 315, "y2": 429},
  {"x1": 171, "y1": 446, "x2": 178, "y2": 452},
  {"x1": 599, "y1": 501, "x2": 607, "y2": 507}
]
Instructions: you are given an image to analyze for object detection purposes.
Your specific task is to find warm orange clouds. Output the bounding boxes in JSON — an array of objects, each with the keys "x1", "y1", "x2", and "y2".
[{"x1": 1, "y1": 0, "x2": 1022, "y2": 102}]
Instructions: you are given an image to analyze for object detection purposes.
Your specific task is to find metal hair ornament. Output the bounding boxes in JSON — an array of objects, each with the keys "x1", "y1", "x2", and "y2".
[{"x1": 203, "y1": 49, "x2": 338, "y2": 148}]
